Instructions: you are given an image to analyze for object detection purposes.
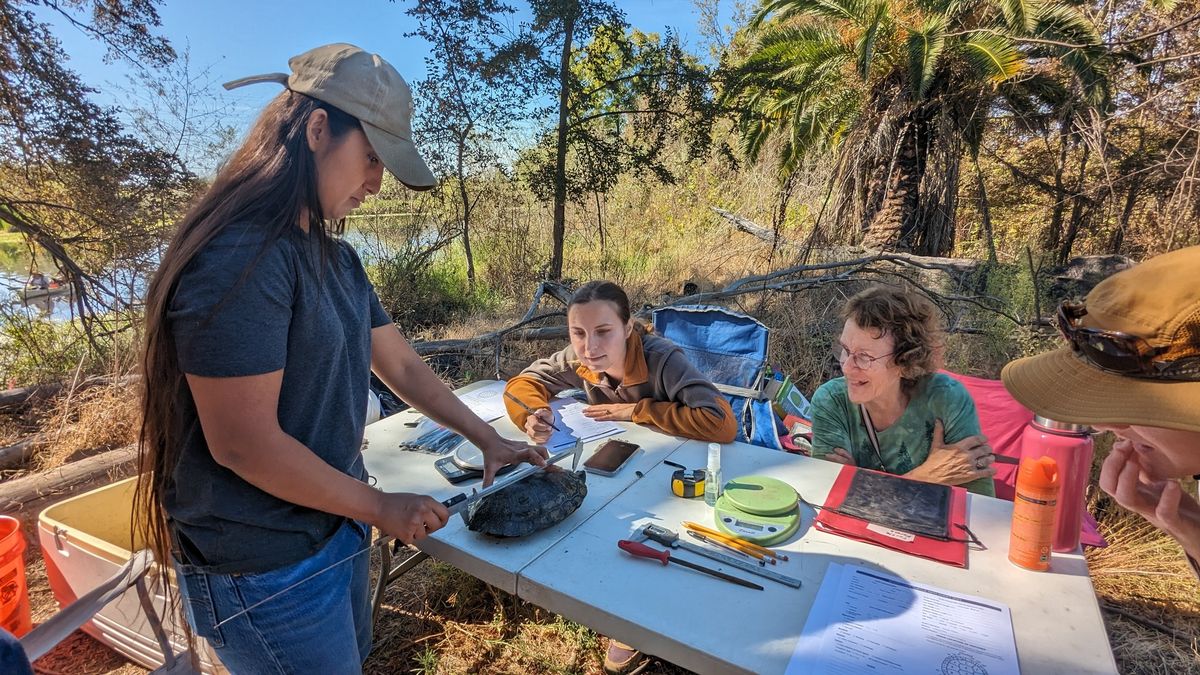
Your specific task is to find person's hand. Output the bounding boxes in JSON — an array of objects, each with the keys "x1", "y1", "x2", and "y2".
[
  {"x1": 478, "y1": 433, "x2": 548, "y2": 487},
  {"x1": 523, "y1": 408, "x2": 555, "y2": 444},
  {"x1": 1099, "y1": 439, "x2": 1200, "y2": 561},
  {"x1": 373, "y1": 492, "x2": 450, "y2": 545},
  {"x1": 582, "y1": 403, "x2": 637, "y2": 422},
  {"x1": 906, "y1": 419, "x2": 995, "y2": 486},
  {"x1": 824, "y1": 447, "x2": 857, "y2": 466}
]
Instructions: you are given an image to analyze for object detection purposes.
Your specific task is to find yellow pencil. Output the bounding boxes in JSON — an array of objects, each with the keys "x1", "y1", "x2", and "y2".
[{"x1": 683, "y1": 521, "x2": 790, "y2": 562}]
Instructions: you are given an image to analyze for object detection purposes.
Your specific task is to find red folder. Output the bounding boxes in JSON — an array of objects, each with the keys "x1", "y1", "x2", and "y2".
[{"x1": 814, "y1": 465, "x2": 970, "y2": 567}]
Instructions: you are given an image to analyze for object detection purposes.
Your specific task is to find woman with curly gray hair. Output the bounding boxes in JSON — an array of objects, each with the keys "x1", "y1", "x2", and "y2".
[{"x1": 809, "y1": 286, "x2": 997, "y2": 495}]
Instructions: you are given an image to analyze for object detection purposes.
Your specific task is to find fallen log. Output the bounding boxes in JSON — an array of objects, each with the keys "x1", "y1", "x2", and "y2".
[
  {"x1": 412, "y1": 326, "x2": 567, "y2": 358},
  {"x1": 709, "y1": 207, "x2": 983, "y2": 276},
  {"x1": 0, "y1": 435, "x2": 41, "y2": 471},
  {"x1": 0, "y1": 384, "x2": 63, "y2": 411},
  {"x1": 0, "y1": 375, "x2": 140, "y2": 412},
  {"x1": 0, "y1": 445, "x2": 137, "y2": 516}
]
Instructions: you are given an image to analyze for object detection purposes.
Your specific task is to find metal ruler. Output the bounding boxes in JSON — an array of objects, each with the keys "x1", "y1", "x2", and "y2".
[{"x1": 638, "y1": 523, "x2": 802, "y2": 589}]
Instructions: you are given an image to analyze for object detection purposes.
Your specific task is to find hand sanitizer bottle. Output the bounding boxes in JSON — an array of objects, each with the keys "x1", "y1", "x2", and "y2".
[{"x1": 705, "y1": 443, "x2": 722, "y2": 507}]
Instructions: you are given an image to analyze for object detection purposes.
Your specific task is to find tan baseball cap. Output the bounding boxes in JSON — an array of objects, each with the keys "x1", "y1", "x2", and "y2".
[
  {"x1": 224, "y1": 43, "x2": 436, "y2": 190},
  {"x1": 1001, "y1": 245, "x2": 1200, "y2": 432}
]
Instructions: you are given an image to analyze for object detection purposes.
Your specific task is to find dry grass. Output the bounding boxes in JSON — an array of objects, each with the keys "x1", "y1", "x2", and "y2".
[
  {"x1": 364, "y1": 556, "x2": 693, "y2": 675},
  {"x1": 33, "y1": 381, "x2": 140, "y2": 471},
  {"x1": 1087, "y1": 496, "x2": 1200, "y2": 674}
]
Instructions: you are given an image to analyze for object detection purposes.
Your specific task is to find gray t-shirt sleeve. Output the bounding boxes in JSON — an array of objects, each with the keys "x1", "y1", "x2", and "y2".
[
  {"x1": 169, "y1": 238, "x2": 295, "y2": 377},
  {"x1": 342, "y1": 241, "x2": 392, "y2": 329}
]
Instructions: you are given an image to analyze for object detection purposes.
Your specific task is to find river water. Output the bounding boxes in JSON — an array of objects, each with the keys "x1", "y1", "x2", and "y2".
[{"x1": 0, "y1": 221, "x2": 412, "y2": 322}]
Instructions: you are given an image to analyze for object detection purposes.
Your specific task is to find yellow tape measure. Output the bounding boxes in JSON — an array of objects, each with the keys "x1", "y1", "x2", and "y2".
[{"x1": 671, "y1": 468, "x2": 706, "y2": 498}]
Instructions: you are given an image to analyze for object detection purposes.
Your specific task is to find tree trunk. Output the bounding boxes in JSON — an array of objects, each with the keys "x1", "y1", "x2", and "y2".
[
  {"x1": 548, "y1": 12, "x2": 575, "y2": 280},
  {"x1": 1058, "y1": 141, "x2": 1091, "y2": 264},
  {"x1": 456, "y1": 140, "x2": 475, "y2": 288},
  {"x1": 862, "y1": 120, "x2": 923, "y2": 251},
  {"x1": 975, "y1": 158, "x2": 997, "y2": 262},
  {"x1": 1111, "y1": 174, "x2": 1141, "y2": 255},
  {"x1": 1044, "y1": 126, "x2": 1071, "y2": 251}
]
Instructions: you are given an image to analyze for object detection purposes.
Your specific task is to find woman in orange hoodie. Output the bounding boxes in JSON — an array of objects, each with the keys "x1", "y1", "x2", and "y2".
[
  {"x1": 504, "y1": 280, "x2": 737, "y2": 446},
  {"x1": 504, "y1": 280, "x2": 736, "y2": 674}
]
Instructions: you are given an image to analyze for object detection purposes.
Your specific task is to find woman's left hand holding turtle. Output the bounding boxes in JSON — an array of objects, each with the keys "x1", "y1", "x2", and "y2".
[{"x1": 478, "y1": 433, "x2": 548, "y2": 487}]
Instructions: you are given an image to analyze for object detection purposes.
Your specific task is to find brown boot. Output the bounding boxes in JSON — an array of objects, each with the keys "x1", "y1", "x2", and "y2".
[{"x1": 603, "y1": 638, "x2": 647, "y2": 675}]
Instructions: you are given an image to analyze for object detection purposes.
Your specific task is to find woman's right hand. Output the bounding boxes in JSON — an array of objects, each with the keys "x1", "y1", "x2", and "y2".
[
  {"x1": 523, "y1": 408, "x2": 555, "y2": 444},
  {"x1": 373, "y1": 492, "x2": 450, "y2": 545},
  {"x1": 906, "y1": 419, "x2": 995, "y2": 486}
]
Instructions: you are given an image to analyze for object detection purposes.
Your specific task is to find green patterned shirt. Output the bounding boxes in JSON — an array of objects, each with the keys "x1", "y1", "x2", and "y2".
[{"x1": 810, "y1": 373, "x2": 995, "y2": 496}]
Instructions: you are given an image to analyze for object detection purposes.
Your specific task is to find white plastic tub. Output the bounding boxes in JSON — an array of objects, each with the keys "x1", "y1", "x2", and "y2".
[{"x1": 38, "y1": 477, "x2": 225, "y2": 673}]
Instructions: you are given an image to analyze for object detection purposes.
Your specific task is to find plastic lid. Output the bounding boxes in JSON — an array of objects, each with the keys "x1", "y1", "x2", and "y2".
[
  {"x1": 721, "y1": 475, "x2": 798, "y2": 516},
  {"x1": 1018, "y1": 455, "x2": 1060, "y2": 489}
]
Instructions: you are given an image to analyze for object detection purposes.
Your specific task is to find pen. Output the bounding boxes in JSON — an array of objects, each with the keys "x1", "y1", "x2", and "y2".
[{"x1": 504, "y1": 391, "x2": 563, "y2": 432}]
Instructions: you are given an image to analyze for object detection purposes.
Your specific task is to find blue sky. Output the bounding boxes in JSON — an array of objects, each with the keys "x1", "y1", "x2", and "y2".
[{"x1": 36, "y1": 0, "x2": 736, "y2": 145}]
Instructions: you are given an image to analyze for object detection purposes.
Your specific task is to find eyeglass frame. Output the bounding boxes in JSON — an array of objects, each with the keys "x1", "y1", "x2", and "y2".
[
  {"x1": 834, "y1": 343, "x2": 895, "y2": 371},
  {"x1": 1055, "y1": 301, "x2": 1200, "y2": 381}
]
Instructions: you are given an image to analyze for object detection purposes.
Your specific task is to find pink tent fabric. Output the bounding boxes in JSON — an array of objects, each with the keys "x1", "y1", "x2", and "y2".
[{"x1": 941, "y1": 370, "x2": 1107, "y2": 548}]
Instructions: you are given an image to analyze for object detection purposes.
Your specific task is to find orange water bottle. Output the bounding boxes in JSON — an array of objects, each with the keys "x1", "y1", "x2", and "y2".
[{"x1": 1009, "y1": 456, "x2": 1060, "y2": 571}]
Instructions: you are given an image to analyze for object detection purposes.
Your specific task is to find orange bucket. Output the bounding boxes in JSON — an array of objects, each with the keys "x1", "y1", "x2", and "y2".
[{"x1": 0, "y1": 515, "x2": 31, "y2": 636}]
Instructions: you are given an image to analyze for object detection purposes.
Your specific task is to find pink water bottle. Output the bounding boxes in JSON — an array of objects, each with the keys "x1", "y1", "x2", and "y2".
[{"x1": 1020, "y1": 416, "x2": 1094, "y2": 552}]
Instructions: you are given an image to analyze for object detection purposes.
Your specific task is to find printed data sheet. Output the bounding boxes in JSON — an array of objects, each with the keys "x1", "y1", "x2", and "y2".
[{"x1": 786, "y1": 563, "x2": 1019, "y2": 675}]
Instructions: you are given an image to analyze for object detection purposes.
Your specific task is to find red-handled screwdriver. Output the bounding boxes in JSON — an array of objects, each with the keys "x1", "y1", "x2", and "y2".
[{"x1": 617, "y1": 540, "x2": 764, "y2": 590}]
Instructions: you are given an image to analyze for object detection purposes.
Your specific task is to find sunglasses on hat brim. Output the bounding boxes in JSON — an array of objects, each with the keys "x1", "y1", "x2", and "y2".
[{"x1": 1056, "y1": 302, "x2": 1200, "y2": 381}]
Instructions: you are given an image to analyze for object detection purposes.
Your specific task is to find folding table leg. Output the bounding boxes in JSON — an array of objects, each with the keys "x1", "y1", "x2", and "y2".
[{"x1": 371, "y1": 544, "x2": 430, "y2": 627}]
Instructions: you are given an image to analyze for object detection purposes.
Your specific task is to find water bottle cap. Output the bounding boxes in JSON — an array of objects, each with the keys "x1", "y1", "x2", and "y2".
[{"x1": 1032, "y1": 415, "x2": 1091, "y2": 434}]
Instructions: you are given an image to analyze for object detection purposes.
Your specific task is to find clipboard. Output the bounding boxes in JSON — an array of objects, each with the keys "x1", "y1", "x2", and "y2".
[{"x1": 814, "y1": 465, "x2": 970, "y2": 567}]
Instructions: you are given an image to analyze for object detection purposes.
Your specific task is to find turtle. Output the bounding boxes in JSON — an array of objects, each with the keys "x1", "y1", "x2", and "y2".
[{"x1": 464, "y1": 469, "x2": 588, "y2": 537}]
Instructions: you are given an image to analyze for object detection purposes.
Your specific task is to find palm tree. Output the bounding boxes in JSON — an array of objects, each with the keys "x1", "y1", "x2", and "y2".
[{"x1": 722, "y1": 0, "x2": 1107, "y2": 256}]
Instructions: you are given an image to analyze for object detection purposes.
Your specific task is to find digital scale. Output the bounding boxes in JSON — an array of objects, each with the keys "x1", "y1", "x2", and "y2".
[
  {"x1": 713, "y1": 475, "x2": 801, "y2": 547},
  {"x1": 433, "y1": 443, "x2": 518, "y2": 484}
]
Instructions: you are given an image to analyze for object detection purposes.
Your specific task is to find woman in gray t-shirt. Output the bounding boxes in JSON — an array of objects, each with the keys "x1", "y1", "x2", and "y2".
[{"x1": 138, "y1": 44, "x2": 545, "y2": 673}]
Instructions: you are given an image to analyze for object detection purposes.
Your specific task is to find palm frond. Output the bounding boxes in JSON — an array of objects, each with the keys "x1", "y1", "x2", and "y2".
[
  {"x1": 998, "y1": 0, "x2": 1040, "y2": 32},
  {"x1": 906, "y1": 17, "x2": 947, "y2": 100},
  {"x1": 1032, "y1": 4, "x2": 1101, "y2": 48},
  {"x1": 856, "y1": 0, "x2": 892, "y2": 80},
  {"x1": 751, "y1": 0, "x2": 871, "y2": 30},
  {"x1": 962, "y1": 33, "x2": 1023, "y2": 83}
]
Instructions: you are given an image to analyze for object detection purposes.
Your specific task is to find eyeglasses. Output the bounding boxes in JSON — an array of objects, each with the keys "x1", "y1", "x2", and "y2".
[
  {"x1": 834, "y1": 344, "x2": 894, "y2": 370},
  {"x1": 1056, "y1": 302, "x2": 1200, "y2": 381}
]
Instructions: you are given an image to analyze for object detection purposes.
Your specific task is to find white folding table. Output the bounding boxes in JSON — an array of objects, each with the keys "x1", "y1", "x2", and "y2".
[
  {"x1": 517, "y1": 439, "x2": 1118, "y2": 674},
  {"x1": 362, "y1": 382, "x2": 1116, "y2": 674},
  {"x1": 361, "y1": 383, "x2": 691, "y2": 595}
]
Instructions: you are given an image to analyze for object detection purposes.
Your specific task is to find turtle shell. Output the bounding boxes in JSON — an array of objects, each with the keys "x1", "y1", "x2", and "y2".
[{"x1": 465, "y1": 469, "x2": 587, "y2": 537}]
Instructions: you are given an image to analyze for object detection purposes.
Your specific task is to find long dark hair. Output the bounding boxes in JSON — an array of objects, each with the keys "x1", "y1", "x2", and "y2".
[{"x1": 135, "y1": 92, "x2": 361, "y2": 571}]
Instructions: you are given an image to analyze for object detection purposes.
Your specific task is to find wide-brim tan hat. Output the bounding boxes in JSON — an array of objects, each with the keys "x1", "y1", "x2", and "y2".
[
  {"x1": 224, "y1": 43, "x2": 436, "y2": 190},
  {"x1": 1002, "y1": 245, "x2": 1200, "y2": 432},
  {"x1": 1002, "y1": 348, "x2": 1200, "y2": 432}
]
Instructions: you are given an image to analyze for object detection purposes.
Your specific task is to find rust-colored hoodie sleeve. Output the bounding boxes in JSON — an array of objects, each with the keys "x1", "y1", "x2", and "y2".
[
  {"x1": 632, "y1": 396, "x2": 737, "y2": 443},
  {"x1": 503, "y1": 345, "x2": 584, "y2": 430},
  {"x1": 629, "y1": 347, "x2": 737, "y2": 442},
  {"x1": 504, "y1": 376, "x2": 553, "y2": 430}
]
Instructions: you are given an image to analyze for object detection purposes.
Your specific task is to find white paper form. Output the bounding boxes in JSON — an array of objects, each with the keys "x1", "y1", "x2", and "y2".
[
  {"x1": 546, "y1": 399, "x2": 624, "y2": 450},
  {"x1": 788, "y1": 564, "x2": 1019, "y2": 675},
  {"x1": 455, "y1": 381, "x2": 508, "y2": 422}
]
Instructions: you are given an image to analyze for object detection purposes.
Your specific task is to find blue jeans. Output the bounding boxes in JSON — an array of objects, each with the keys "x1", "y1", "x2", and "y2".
[{"x1": 175, "y1": 519, "x2": 373, "y2": 674}]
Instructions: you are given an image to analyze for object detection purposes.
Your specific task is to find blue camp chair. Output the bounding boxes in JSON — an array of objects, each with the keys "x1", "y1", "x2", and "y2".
[{"x1": 652, "y1": 305, "x2": 784, "y2": 449}]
